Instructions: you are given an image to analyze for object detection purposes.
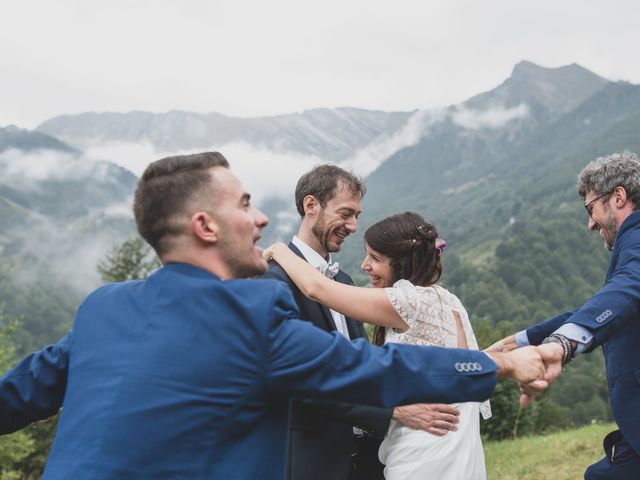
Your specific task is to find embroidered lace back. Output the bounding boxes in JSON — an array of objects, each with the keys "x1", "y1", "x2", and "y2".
[{"x1": 384, "y1": 279, "x2": 491, "y2": 419}]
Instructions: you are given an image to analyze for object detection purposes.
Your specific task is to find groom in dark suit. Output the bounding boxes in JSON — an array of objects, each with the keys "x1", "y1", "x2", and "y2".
[{"x1": 263, "y1": 165, "x2": 461, "y2": 480}]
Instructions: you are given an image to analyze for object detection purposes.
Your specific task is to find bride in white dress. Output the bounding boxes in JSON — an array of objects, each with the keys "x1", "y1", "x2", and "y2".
[
  {"x1": 378, "y1": 280, "x2": 490, "y2": 480},
  {"x1": 265, "y1": 211, "x2": 490, "y2": 480}
]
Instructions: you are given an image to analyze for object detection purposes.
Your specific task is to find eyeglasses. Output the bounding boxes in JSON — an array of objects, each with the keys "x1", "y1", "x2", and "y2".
[{"x1": 584, "y1": 191, "x2": 612, "y2": 218}]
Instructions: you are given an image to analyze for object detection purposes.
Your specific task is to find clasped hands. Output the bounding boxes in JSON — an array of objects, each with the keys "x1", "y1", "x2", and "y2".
[
  {"x1": 484, "y1": 336, "x2": 563, "y2": 406},
  {"x1": 394, "y1": 341, "x2": 563, "y2": 436}
]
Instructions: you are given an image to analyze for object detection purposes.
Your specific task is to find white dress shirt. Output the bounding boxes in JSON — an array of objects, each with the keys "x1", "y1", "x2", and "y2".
[
  {"x1": 515, "y1": 323, "x2": 593, "y2": 353},
  {"x1": 291, "y1": 236, "x2": 351, "y2": 339}
]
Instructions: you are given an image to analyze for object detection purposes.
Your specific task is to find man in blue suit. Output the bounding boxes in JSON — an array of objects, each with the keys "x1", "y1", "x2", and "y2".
[
  {"x1": 0, "y1": 152, "x2": 561, "y2": 479},
  {"x1": 490, "y1": 152, "x2": 640, "y2": 479}
]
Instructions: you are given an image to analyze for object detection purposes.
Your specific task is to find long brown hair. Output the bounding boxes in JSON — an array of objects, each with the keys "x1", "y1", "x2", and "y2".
[{"x1": 364, "y1": 212, "x2": 443, "y2": 345}]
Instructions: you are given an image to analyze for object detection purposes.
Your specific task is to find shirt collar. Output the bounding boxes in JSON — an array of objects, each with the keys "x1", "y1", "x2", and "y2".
[{"x1": 291, "y1": 235, "x2": 333, "y2": 270}]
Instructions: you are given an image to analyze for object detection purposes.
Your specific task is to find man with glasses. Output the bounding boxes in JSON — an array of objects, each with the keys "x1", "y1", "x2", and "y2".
[{"x1": 490, "y1": 151, "x2": 640, "y2": 479}]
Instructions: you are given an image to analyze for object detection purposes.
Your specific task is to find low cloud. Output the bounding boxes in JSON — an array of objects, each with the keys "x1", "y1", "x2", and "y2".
[
  {"x1": 84, "y1": 141, "x2": 158, "y2": 177},
  {"x1": 1, "y1": 141, "x2": 322, "y2": 295},
  {"x1": 342, "y1": 109, "x2": 446, "y2": 176},
  {"x1": 209, "y1": 142, "x2": 322, "y2": 206},
  {"x1": 9, "y1": 218, "x2": 126, "y2": 292},
  {"x1": 84, "y1": 140, "x2": 322, "y2": 207},
  {"x1": 0, "y1": 147, "x2": 131, "y2": 192},
  {"x1": 451, "y1": 103, "x2": 530, "y2": 130},
  {"x1": 1, "y1": 148, "x2": 88, "y2": 187},
  {"x1": 1, "y1": 147, "x2": 137, "y2": 294},
  {"x1": 274, "y1": 209, "x2": 300, "y2": 236}
]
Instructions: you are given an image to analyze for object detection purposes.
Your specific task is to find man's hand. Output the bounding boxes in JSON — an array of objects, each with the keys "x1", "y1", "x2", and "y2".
[
  {"x1": 392, "y1": 403, "x2": 460, "y2": 436},
  {"x1": 486, "y1": 343, "x2": 563, "y2": 405},
  {"x1": 485, "y1": 334, "x2": 518, "y2": 353},
  {"x1": 518, "y1": 343, "x2": 564, "y2": 406}
]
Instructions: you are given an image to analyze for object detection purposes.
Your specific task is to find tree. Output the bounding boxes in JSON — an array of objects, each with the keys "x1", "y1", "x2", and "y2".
[
  {"x1": 0, "y1": 306, "x2": 36, "y2": 479},
  {"x1": 97, "y1": 237, "x2": 161, "y2": 283}
]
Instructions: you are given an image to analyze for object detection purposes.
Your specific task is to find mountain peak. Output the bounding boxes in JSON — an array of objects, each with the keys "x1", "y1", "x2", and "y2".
[
  {"x1": 464, "y1": 61, "x2": 610, "y2": 116},
  {"x1": 511, "y1": 60, "x2": 606, "y2": 84}
]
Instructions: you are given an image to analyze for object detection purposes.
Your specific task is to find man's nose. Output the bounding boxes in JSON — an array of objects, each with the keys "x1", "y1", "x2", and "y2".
[
  {"x1": 588, "y1": 217, "x2": 596, "y2": 231},
  {"x1": 253, "y1": 207, "x2": 269, "y2": 228},
  {"x1": 345, "y1": 217, "x2": 357, "y2": 233}
]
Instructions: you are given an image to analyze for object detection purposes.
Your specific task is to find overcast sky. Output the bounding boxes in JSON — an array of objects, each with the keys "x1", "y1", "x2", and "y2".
[{"x1": 2, "y1": 0, "x2": 639, "y2": 129}]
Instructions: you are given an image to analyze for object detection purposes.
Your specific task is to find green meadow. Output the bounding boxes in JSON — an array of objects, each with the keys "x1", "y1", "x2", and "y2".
[{"x1": 485, "y1": 423, "x2": 615, "y2": 479}]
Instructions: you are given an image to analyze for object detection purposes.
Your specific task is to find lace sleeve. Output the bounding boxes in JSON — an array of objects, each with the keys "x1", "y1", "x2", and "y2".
[{"x1": 384, "y1": 279, "x2": 418, "y2": 326}]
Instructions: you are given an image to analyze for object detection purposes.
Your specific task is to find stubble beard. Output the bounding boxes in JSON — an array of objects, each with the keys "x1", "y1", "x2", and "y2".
[
  {"x1": 598, "y1": 207, "x2": 618, "y2": 251},
  {"x1": 602, "y1": 225, "x2": 618, "y2": 251},
  {"x1": 311, "y1": 215, "x2": 340, "y2": 254},
  {"x1": 219, "y1": 235, "x2": 267, "y2": 279},
  {"x1": 229, "y1": 254, "x2": 267, "y2": 278}
]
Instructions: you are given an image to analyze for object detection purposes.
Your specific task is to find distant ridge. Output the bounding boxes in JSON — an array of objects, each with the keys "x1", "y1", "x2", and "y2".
[
  {"x1": 0, "y1": 125, "x2": 77, "y2": 153},
  {"x1": 37, "y1": 107, "x2": 412, "y2": 159}
]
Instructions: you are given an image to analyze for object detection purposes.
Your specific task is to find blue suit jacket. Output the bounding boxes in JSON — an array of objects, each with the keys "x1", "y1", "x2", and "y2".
[
  {"x1": 1, "y1": 263, "x2": 497, "y2": 479},
  {"x1": 526, "y1": 211, "x2": 640, "y2": 455}
]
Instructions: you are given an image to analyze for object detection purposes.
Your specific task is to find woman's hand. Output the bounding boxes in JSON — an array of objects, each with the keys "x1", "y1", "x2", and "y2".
[
  {"x1": 263, "y1": 242, "x2": 286, "y2": 262},
  {"x1": 485, "y1": 334, "x2": 517, "y2": 353}
]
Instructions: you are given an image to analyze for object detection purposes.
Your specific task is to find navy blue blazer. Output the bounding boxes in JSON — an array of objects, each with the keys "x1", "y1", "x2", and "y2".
[
  {"x1": 526, "y1": 211, "x2": 640, "y2": 455},
  {"x1": 1, "y1": 263, "x2": 498, "y2": 479},
  {"x1": 262, "y1": 243, "x2": 392, "y2": 480}
]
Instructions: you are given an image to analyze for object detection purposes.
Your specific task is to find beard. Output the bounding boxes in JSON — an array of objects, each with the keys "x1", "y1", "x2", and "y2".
[
  {"x1": 311, "y1": 214, "x2": 349, "y2": 253},
  {"x1": 311, "y1": 216, "x2": 333, "y2": 253},
  {"x1": 231, "y1": 257, "x2": 268, "y2": 278},
  {"x1": 601, "y1": 223, "x2": 618, "y2": 250},
  {"x1": 218, "y1": 232, "x2": 267, "y2": 278},
  {"x1": 597, "y1": 211, "x2": 619, "y2": 251}
]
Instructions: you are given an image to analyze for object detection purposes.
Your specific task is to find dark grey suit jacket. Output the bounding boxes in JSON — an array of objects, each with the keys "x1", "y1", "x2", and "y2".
[{"x1": 261, "y1": 243, "x2": 392, "y2": 480}]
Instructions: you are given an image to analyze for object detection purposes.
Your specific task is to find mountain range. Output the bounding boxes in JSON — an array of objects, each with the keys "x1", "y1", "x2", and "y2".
[
  {"x1": 2, "y1": 61, "x2": 639, "y2": 428},
  {"x1": 2, "y1": 60, "x2": 634, "y2": 295},
  {"x1": 38, "y1": 107, "x2": 412, "y2": 161}
]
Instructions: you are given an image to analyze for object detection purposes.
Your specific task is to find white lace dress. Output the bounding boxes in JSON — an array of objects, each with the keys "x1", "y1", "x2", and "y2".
[{"x1": 378, "y1": 280, "x2": 491, "y2": 480}]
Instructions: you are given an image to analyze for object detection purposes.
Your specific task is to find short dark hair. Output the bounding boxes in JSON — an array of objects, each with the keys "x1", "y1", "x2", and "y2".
[
  {"x1": 133, "y1": 152, "x2": 229, "y2": 256},
  {"x1": 294, "y1": 164, "x2": 365, "y2": 217},
  {"x1": 364, "y1": 212, "x2": 443, "y2": 346}
]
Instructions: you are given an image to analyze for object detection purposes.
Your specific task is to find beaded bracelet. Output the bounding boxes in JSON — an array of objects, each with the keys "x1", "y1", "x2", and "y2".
[{"x1": 542, "y1": 334, "x2": 575, "y2": 367}]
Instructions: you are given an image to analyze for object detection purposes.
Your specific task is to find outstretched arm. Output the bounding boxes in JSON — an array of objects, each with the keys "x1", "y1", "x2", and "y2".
[
  {"x1": 0, "y1": 333, "x2": 70, "y2": 434},
  {"x1": 265, "y1": 242, "x2": 407, "y2": 330}
]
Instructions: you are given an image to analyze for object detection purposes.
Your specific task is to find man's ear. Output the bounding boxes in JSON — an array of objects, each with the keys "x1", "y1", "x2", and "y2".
[
  {"x1": 190, "y1": 212, "x2": 219, "y2": 244},
  {"x1": 302, "y1": 195, "x2": 320, "y2": 218},
  {"x1": 613, "y1": 186, "x2": 630, "y2": 209}
]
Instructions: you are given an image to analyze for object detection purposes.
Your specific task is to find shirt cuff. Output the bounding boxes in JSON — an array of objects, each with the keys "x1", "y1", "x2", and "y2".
[
  {"x1": 553, "y1": 323, "x2": 593, "y2": 354},
  {"x1": 514, "y1": 330, "x2": 530, "y2": 347}
]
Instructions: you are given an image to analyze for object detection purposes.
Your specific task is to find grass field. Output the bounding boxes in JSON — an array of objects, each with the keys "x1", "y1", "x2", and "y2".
[{"x1": 484, "y1": 423, "x2": 615, "y2": 479}]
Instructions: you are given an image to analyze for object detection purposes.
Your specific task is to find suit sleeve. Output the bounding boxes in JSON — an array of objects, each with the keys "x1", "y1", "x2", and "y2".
[
  {"x1": 525, "y1": 310, "x2": 576, "y2": 345},
  {"x1": 293, "y1": 398, "x2": 392, "y2": 439},
  {"x1": 0, "y1": 332, "x2": 70, "y2": 434},
  {"x1": 563, "y1": 242, "x2": 640, "y2": 349},
  {"x1": 527, "y1": 241, "x2": 640, "y2": 349},
  {"x1": 264, "y1": 283, "x2": 497, "y2": 408}
]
